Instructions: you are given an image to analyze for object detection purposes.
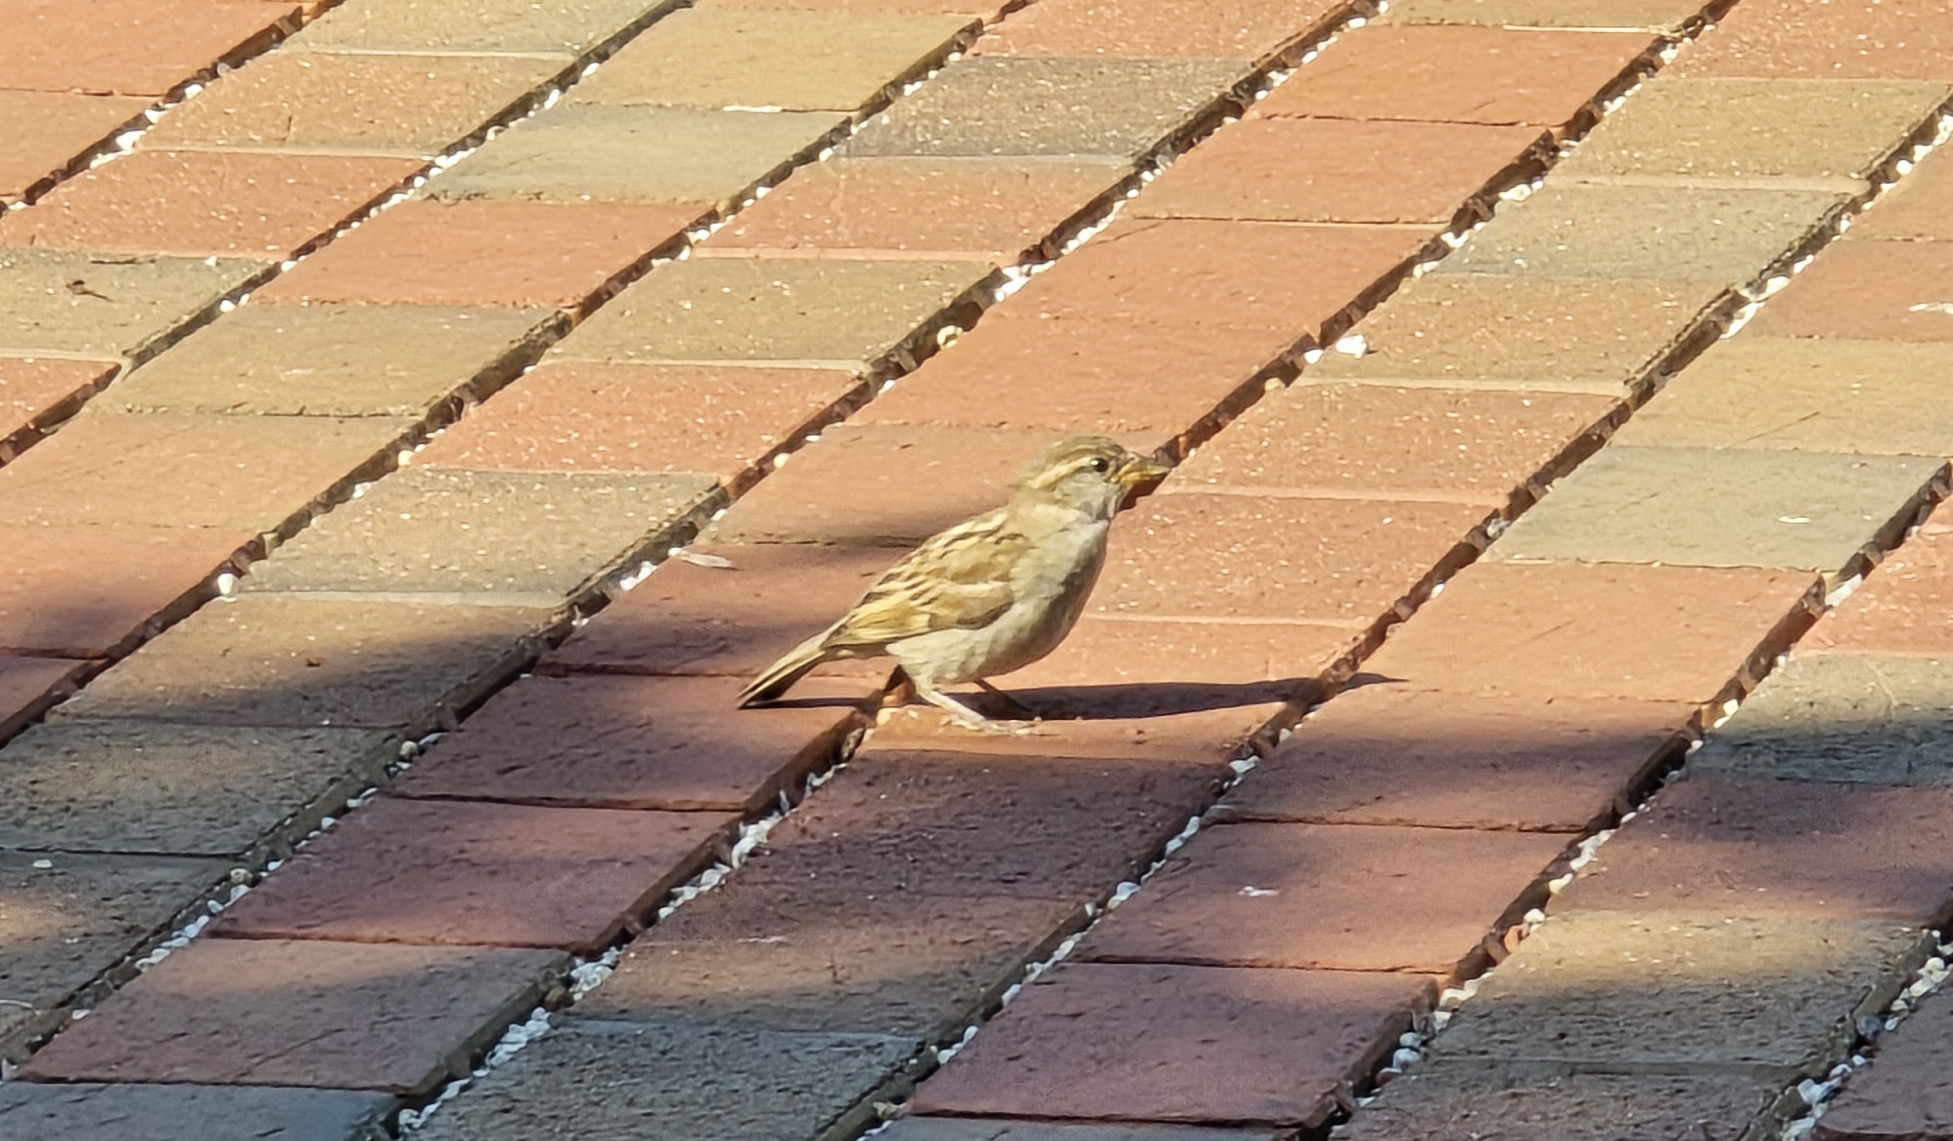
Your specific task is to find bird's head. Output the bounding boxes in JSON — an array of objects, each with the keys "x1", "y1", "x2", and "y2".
[{"x1": 1012, "y1": 435, "x2": 1172, "y2": 520}]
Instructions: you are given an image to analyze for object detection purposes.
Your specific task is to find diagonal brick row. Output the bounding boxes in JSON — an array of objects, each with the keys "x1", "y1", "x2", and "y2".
[{"x1": 0, "y1": 0, "x2": 1686, "y2": 1136}]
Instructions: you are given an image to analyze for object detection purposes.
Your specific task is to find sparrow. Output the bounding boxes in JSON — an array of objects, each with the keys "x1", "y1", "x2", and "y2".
[{"x1": 738, "y1": 435, "x2": 1171, "y2": 731}]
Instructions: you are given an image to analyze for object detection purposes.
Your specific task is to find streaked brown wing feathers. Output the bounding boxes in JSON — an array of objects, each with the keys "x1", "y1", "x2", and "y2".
[{"x1": 824, "y1": 510, "x2": 1026, "y2": 648}]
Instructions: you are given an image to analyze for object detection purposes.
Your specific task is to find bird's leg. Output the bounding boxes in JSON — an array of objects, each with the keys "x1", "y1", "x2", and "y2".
[
  {"x1": 909, "y1": 677, "x2": 1023, "y2": 735},
  {"x1": 974, "y1": 679, "x2": 1039, "y2": 721}
]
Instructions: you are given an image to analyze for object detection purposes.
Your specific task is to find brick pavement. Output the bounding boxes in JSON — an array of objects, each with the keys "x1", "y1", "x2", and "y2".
[{"x1": 5, "y1": 0, "x2": 1953, "y2": 1138}]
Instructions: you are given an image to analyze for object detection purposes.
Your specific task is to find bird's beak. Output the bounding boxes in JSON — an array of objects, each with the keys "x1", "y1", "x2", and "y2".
[{"x1": 1115, "y1": 455, "x2": 1172, "y2": 488}]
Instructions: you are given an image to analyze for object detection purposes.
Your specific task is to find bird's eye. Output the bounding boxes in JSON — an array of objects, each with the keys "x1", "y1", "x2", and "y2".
[{"x1": 1089, "y1": 457, "x2": 1110, "y2": 473}]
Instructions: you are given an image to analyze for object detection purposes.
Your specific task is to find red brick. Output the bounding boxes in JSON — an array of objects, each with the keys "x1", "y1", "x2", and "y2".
[
  {"x1": 413, "y1": 360, "x2": 863, "y2": 486},
  {"x1": 1806, "y1": 518, "x2": 1953, "y2": 656},
  {"x1": 1250, "y1": 26, "x2": 1645, "y2": 127},
  {"x1": 544, "y1": 542, "x2": 902, "y2": 678},
  {"x1": 911, "y1": 961, "x2": 1433, "y2": 1126},
  {"x1": 391, "y1": 673, "x2": 870, "y2": 812},
  {"x1": 0, "y1": 524, "x2": 242, "y2": 656},
  {"x1": 256, "y1": 199, "x2": 700, "y2": 309},
  {"x1": 742, "y1": 749, "x2": 1226, "y2": 900},
  {"x1": 1134, "y1": 119, "x2": 1548, "y2": 224},
  {"x1": 869, "y1": 702, "x2": 1280, "y2": 763},
  {"x1": 0, "y1": 357, "x2": 116, "y2": 438},
  {"x1": 1814, "y1": 985, "x2": 1953, "y2": 1140},
  {"x1": 0, "y1": 91, "x2": 149, "y2": 202},
  {"x1": 1082, "y1": 821, "x2": 1568, "y2": 972},
  {"x1": 1170, "y1": 382, "x2": 1617, "y2": 505},
  {"x1": 0, "y1": 150, "x2": 418, "y2": 258},
  {"x1": 709, "y1": 0, "x2": 1007, "y2": 13},
  {"x1": 1219, "y1": 685, "x2": 1691, "y2": 831},
  {"x1": 0, "y1": 0, "x2": 297, "y2": 97},
  {"x1": 18, "y1": 937, "x2": 563, "y2": 1092},
  {"x1": 1748, "y1": 240, "x2": 1953, "y2": 343},
  {"x1": 1094, "y1": 492, "x2": 1486, "y2": 624},
  {"x1": 1362, "y1": 561, "x2": 1819, "y2": 702},
  {"x1": 1673, "y1": 0, "x2": 1953, "y2": 81},
  {"x1": 972, "y1": 0, "x2": 1343, "y2": 62},
  {"x1": 144, "y1": 52, "x2": 562, "y2": 155},
  {"x1": 1852, "y1": 148, "x2": 1953, "y2": 240},
  {"x1": 710, "y1": 422, "x2": 1157, "y2": 544},
  {"x1": 0, "y1": 654, "x2": 85, "y2": 736},
  {"x1": 213, "y1": 798, "x2": 735, "y2": 950},
  {"x1": 1561, "y1": 776, "x2": 1953, "y2": 923},
  {"x1": 992, "y1": 612, "x2": 1358, "y2": 690},
  {"x1": 708, "y1": 157, "x2": 1122, "y2": 261}
]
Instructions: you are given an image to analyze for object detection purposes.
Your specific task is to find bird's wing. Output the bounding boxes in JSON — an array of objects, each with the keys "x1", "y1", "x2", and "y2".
[{"x1": 825, "y1": 509, "x2": 1027, "y2": 649}]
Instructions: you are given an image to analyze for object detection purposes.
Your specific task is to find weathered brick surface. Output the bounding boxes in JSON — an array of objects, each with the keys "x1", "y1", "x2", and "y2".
[
  {"x1": 1673, "y1": 0, "x2": 1953, "y2": 81},
  {"x1": 912, "y1": 962, "x2": 1433, "y2": 1126},
  {"x1": 1748, "y1": 239, "x2": 1953, "y2": 343},
  {"x1": 212, "y1": 798, "x2": 733, "y2": 950},
  {"x1": 391, "y1": 673, "x2": 868, "y2": 812},
  {"x1": 1079, "y1": 821, "x2": 1566, "y2": 972},
  {"x1": 0, "y1": 721, "x2": 393, "y2": 855},
  {"x1": 1692, "y1": 654, "x2": 1953, "y2": 786},
  {"x1": 0, "y1": 1083, "x2": 395, "y2": 1141},
  {"x1": 885, "y1": 1123, "x2": 1279, "y2": 1141},
  {"x1": 0, "y1": 150, "x2": 420, "y2": 258},
  {"x1": 0, "y1": 523, "x2": 241, "y2": 657},
  {"x1": 53, "y1": 596, "x2": 549, "y2": 730},
  {"x1": 293, "y1": 0, "x2": 672, "y2": 54},
  {"x1": 991, "y1": 612, "x2": 1355, "y2": 691},
  {"x1": 0, "y1": 655, "x2": 85, "y2": 737},
  {"x1": 0, "y1": 357, "x2": 116, "y2": 439},
  {"x1": 412, "y1": 1019, "x2": 914, "y2": 1141},
  {"x1": 1217, "y1": 686, "x2": 1691, "y2": 831},
  {"x1": 1382, "y1": 0, "x2": 1704, "y2": 28},
  {"x1": 1, "y1": 0, "x2": 297, "y2": 97},
  {"x1": 1806, "y1": 519, "x2": 1953, "y2": 656},
  {"x1": 1850, "y1": 145, "x2": 1953, "y2": 240},
  {"x1": 973, "y1": 0, "x2": 1338, "y2": 60},
  {"x1": 0, "y1": 91, "x2": 151, "y2": 203},
  {"x1": 19, "y1": 938, "x2": 566, "y2": 1093},
  {"x1": 0, "y1": 248, "x2": 260, "y2": 357},
  {"x1": 1815, "y1": 986, "x2": 1953, "y2": 1140}
]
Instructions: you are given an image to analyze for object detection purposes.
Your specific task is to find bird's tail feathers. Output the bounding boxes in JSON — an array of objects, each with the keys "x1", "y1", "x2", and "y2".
[{"x1": 737, "y1": 626, "x2": 836, "y2": 707}]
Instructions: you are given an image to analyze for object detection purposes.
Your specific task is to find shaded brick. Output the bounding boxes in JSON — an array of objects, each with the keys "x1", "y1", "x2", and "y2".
[
  {"x1": 0, "y1": 410, "x2": 411, "y2": 530},
  {"x1": 237, "y1": 467, "x2": 718, "y2": 596},
  {"x1": 0, "y1": 523, "x2": 240, "y2": 656},
  {"x1": 740, "y1": 749, "x2": 1225, "y2": 900},
  {"x1": 54, "y1": 595, "x2": 549, "y2": 730},
  {"x1": 214, "y1": 798, "x2": 733, "y2": 950},
  {"x1": 0, "y1": 0, "x2": 296, "y2": 97},
  {"x1": 1815, "y1": 985, "x2": 1953, "y2": 1140},
  {"x1": 885, "y1": 1123, "x2": 1279, "y2": 1141},
  {"x1": 568, "y1": 7, "x2": 972, "y2": 111},
  {"x1": 1672, "y1": 0, "x2": 1953, "y2": 82},
  {"x1": 1338, "y1": 1062, "x2": 1785, "y2": 1141},
  {"x1": 1430, "y1": 912, "x2": 1924, "y2": 1077},
  {"x1": 542, "y1": 541, "x2": 902, "y2": 677},
  {"x1": 0, "y1": 1083, "x2": 393, "y2": 1141},
  {"x1": 1555, "y1": 77, "x2": 1948, "y2": 187},
  {"x1": 0, "y1": 655, "x2": 85, "y2": 737},
  {"x1": 432, "y1": 105, "x2": 845, "y2": 207},
  {"x1": 1438, "y1": 183, "x2": 1849, "y2": 284},
  {"x1": 1218, "y1": 686, "x2": 1690, "y2": 831},
  {"x1": 101, "y1": 304, "x2": 555, "y2": 418},
  {"x1": 0, "y1": 247, "x2": 260, "y2": 357},
  {"x1": 255, "y1": 198, "x2": 699, "y2": 309},
  {"x1": 710, "y1": 156, "x2": 1124, "y2": 260},
  {"x1": 1362, "y1": 560, "x2": 1817, "y2": 702},
  {"x1": 0, "y1": 850, "x2": 222, "y2": 1024},
  {"x1": 1169, "y1": 383, "x2": 1615, "y2": 503},
  {"x1": 1561, "y1": 775, "x2": 1953, "y2": 923},
  {"x1": 1490, "y1": 445, "x2": 1941, "y2": 572},
  {"x1": 413, "y1": 360, "x2": 864, "y2": 486},
  {"x1": 0, "y1": 91, "x2": 149, "y2": 202},
  {"x1": 1693, "y1": 654, "x2": 1953, "y2": 787},
  {"x1": 293, "y1": 0, "x2": 673, "y2": 54},
  {"x1": 1081, "y1": 821, "x2": 1566, "y2": 972},
  {"x1": 709, "y1": 422, "x2": 1136, "y2": 545},
  {"x1": 1617, "y1": 337, "x2": 1953, "y2": 454},
  {"x1": 844, "y1": 57, "x2": 1248, "y2": 158},
  {"x1": 991, "y1": 611, "x2": 1356, "y2": 691},
  {"x1": 1093, "y1": 492, "x2": 1486, "y2": 624},
  {"x1": 19, "y1": 937, "x2": 566, "y2": 1093},
  {"x1": 913, "y1": 962, "x2": 1432, "y2": 1127},
  {"x1": 1306, "y1": 274, "x2": 1729, "y2": 393},
  {"x1": 391, "y1": 673, "x2": 868, "y2": 812},
  {"x1": 0, "y1": 150, "x2": 419, "y2": 258},
  {"x1": 972, "y1": 0, "x2": 1338, "y2": 62},
  {"x1": 1851, "y1": 146, "x2": 1953, "y2": 240},
  {"x1": 0, "y1": 722, "x2": 394, "y2": 855},
  {"x1": 559, "y1": 255, "x2": 990, "y2": 365},
  {"x1": 0, "y1": 357, "x2": 116, "y2": 438},
  {"x1": 1748, "y1": 240, "x2": 1953, "y2": 343},
  {"x1": 1250, "y1": 26, "x2": 1644, "y2": 127},
  {"x1": 1381, "y1": 0, "x2": 1704, "y2": 29},
  {"x1": 1806, "y1": 518, "x2": 1953, "y2": 656},
  {"x1": 413, "y1": 1019, "x2": 912, "y2": 1141},
  {"x1": 144, "y1": 52, "x2": 564, "y2": 156},
  {"x1": 586, "y1": 888, "x2": 1078, "y2": 1040},
  {"x1": 1133, "y1": 118, "x2": 1548, "y2": 224}
]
